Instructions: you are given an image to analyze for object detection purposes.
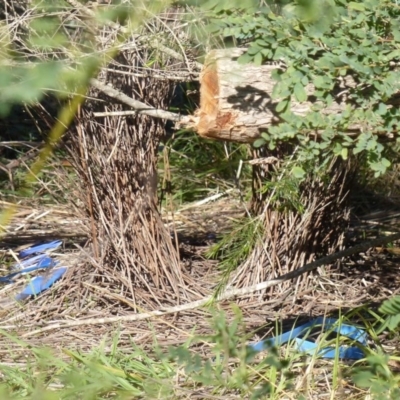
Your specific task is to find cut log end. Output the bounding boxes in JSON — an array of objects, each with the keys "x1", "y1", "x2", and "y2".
[
  {"x1": 193, "y1": 48, "x2": 279, "y2": 143},
  {"x1": 196, "y1": 59, "x2": 243, "y2": 141},
  {"x1": 187, "y1": 48, "x2": 361, "y2": 144}
]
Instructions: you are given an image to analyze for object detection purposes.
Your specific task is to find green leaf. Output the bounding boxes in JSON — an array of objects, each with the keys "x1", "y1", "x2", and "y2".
[
  {"x1": 268, "y1": 141, "x2": 276, "y2": 150},
  {"x1": 248, "y1": 45, "x2": 262, "y2": 56},
  {"x1": 276, "y1": 99, "x2": 289, "y2": 113},
  {"x1": 392, "y1": 28, "x2": 400, "y2": 42},
  {"x1": 271, "y1": 69, "x2": 283, "y2": 82},
  {"x1": 301, "y1": 75, "x2": 309, "y2": 86},
  {"x1": 293, "y1": 82, "x2": 307, "y2": 102},
  {"x1": 386, "y1": 50, "x2": 400, "y2": 60},
  {"x1": 292, "y1": 167, "x2": 306, "y2": 179},
  {"x1": 381, "y1": 158, "x2": 391, "y2": 168},
  {"x1": 313, "y1": 75, "x2": 325, "y2": 89},
  {"x1": 253, "y1": 138, "x2": 266, "y2": 148},
  {"x1": 253, "y1": 52, "x2": 263, "y2": 66},
  {"x1": 255, "y1": 39, "x2": 269, "y2": 47},
  {"x1": 237, "y1": 53, "x2": 253, "y2": 65},
  {"x1": 348, "y1": 2, "x2": 365, "y2": 12},
  {"x1": 376, "y1": 103, "x2": 387, "y2": 115},
  {"x1": 272, "y1": 81, "x2": 290, "y2": 99},
  {"x1": 261, "y1": 132, "x2": 270, "y2": 141}
]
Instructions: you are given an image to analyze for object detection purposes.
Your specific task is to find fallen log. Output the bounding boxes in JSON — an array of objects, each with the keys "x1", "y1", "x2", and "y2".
[{"x1": 190, "y1": 48, "x2": 351, "y2": 143}]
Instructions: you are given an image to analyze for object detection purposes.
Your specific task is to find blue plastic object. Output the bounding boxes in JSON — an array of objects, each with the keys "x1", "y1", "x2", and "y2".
[
  {"x1": 0, "y1": 240, "x2": 67, "y2": 303},
  {"x1": 15, "y1": 267, "x2": 67, "y2": 301},
  {"x1": 19, "y1": 240, "x2": 62, "y2": 258},
  {"x1": 11, "y1": 254, "x2": 45, "y2": 270},
  {"x1": 0, "y1": 256, "x2": 56, "y2": 284},
  {"x1": 248, "y1": 317, "x2": 367, "y2": 360},
  {"x1": 0, "y1": 275, "x2": 14, "y2": 284},
  {"x1": 17, "y1": 256, "x2": 55, "y2": 275}
]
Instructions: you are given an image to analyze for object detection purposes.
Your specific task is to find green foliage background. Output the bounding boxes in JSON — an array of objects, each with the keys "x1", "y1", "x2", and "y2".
[{"x1": 206, "y1": 0, "x2": 400, "y2": 177}]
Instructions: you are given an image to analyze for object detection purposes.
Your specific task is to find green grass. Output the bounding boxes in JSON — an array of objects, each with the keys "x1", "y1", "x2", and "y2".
[
  {"x1": 206, "y1": 216, "x2": 265, "y2": 297},
  {"x1": 158, "y1": 129, "x2": 251, "y2": 206},
  {"x1": 1, "y1": 304, "x2": 400, "y2": 399}
]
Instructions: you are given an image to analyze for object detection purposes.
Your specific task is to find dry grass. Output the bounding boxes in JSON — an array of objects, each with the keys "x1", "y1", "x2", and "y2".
[
  {"x1": 229, "y1": 151, "x2": 356, "y2": 301},
  {"x1": 0, "y1": 191, "x2": 399, "y2": 343},
  {"x1": 1, "y1": 180, "x2": 400, "y2": 398}
]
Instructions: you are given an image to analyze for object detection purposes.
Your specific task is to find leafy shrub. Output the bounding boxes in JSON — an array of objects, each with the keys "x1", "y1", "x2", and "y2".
[{"x1": 206, "y1": 0, "x2": 400, "y2": 176}]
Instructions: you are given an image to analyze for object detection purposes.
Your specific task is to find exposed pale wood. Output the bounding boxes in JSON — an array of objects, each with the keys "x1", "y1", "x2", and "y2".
[{"x1": 192, "y1": 48, "x2": 349, "y2": 143}]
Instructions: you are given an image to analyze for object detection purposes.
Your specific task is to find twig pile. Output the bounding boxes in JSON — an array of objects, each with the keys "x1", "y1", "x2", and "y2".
[
  {"x1": 0, "y1": 201, "x2": 86, "y2": 243},
  {"x1": 229, "y1": 152, "x2": 355, "y2": 299},
  {"x1": 64, "y1": 5, "x2": 207, "y2": 309}
]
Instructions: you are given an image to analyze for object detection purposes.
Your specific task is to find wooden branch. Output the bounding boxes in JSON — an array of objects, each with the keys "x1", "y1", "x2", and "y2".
[
  {"x1": 93, "y1": 111, "x2": 143, "y2": 118},
  {"x1": 90, "y1": 78, "x2": 190, "y2": 123},
  {"x1": 188, "y1": 48, "x2": 397, "y2": 143},
  {"x1": 102, "y1": 67, "x2": 199, "y2": 82},
  {"x1": 0, "y1": 141, "x2": 42, "y2": 148},
  {"x1": 18, "y1": 231, "x2": 400, "y2": 337}
]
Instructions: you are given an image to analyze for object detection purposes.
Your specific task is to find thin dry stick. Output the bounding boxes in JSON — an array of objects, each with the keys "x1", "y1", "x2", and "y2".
[
  {"x1": 101, "y1": 67, "x2": 199, "y2": 81},
  {"x1": 16, "y1": 231, "x2": 400, "y2": 337},
  {"x1": 90, "y1": 78, "x2": 186, "y2": 122},
  {"x1": 64, "y1": 0, "x2": 203, "y2": 70}
]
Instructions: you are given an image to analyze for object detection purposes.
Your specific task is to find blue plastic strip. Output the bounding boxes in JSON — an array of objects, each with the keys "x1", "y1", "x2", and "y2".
[
  {"x1": 15, "y1": 267, "x2": 67, "y2": 301},
  {"x1": 0, "y1": 256, "x2": 57, "y2": 284},
  {"x1": 0, "y1": 275, "x2": 14, "y2": 284},
  {"x1": 16, "y1": 256, "x2": 55, "y2": 275},
  {"x1": 11, "y1": 254, "x2": 45, "y2": 271},
  {"x1": 248, "y1": 317, "x2": 367, "y2": 360},
  {"x1": 19, "y1": 240, "x2": 62, "y2": 258}
]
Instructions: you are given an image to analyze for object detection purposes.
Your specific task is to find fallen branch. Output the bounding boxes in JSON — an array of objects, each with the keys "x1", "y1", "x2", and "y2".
[
  {"x1": 93, "y1": 110, "x2": 153, "y2": 118},
  {"x1": 90, "y1": 78, "x2": 189, "y2": 123},
  {"x1": 15, "y1": 231, "x2": 400, "y2": 337},
  {"x1": 0, "y1": 141, "x2": 42, "y2": 148},
  {"x1": 101, "y1": 67, "x2": 199, "y2": 81}
]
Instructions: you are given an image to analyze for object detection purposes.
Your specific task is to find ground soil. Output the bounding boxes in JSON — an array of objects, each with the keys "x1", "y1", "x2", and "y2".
[{"x1": 1, "y1": 192, "x2": 400, "y2": 364}]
